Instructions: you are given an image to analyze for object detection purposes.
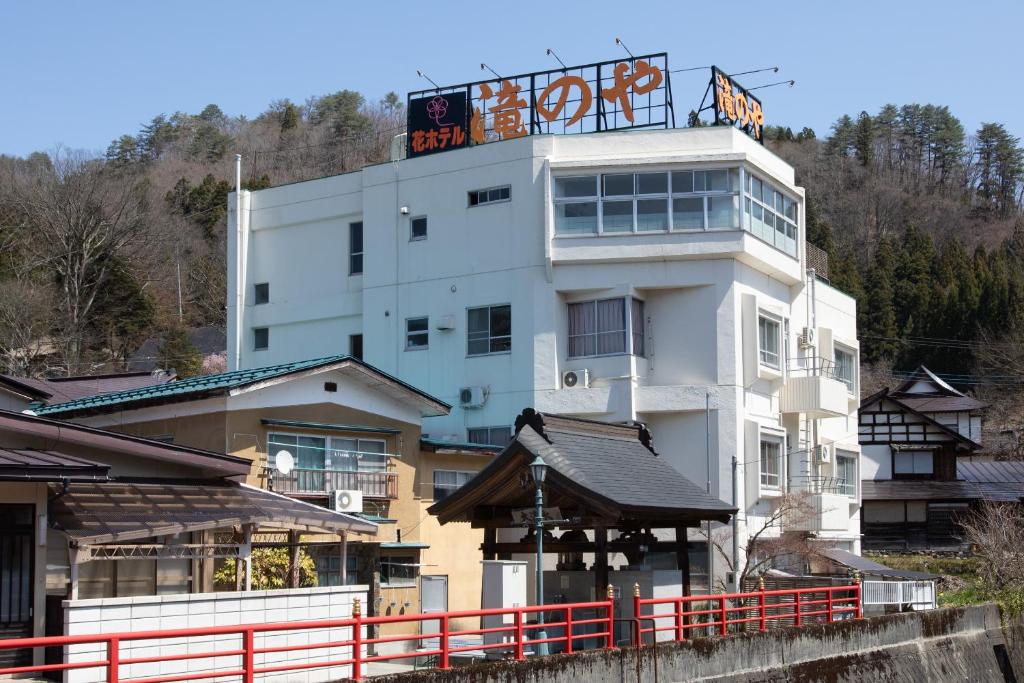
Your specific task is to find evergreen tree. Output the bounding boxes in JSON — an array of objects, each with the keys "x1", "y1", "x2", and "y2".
[
  {"x1": 975, "y1": 122, "x2": 1024, "y2": 216},
  {"x1": 156, "y1": 327, "x2": 202, "y2": 378},
  {"x1": 893, "y1": 224, "x2": 936, "y2": 338},
  {"x1": 854, "y1": 111, "x2": 875, "y2": 167},
  {"x1": 825, "y1": 115, "x2": 855, "y2": 157},
  {"x1": 861, "y1": 237, "x2": 899, "y2": 362}
]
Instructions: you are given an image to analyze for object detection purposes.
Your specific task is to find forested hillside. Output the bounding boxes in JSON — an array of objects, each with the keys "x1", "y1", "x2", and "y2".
[
  {"x1": 0, "y1": 92, "x2": 403, "y2": 376},
  {"x1": 1, "y1": 93, "x2": 1023, "y2": 423}
]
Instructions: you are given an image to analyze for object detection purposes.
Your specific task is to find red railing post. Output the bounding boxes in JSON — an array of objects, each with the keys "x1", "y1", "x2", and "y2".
[
  {"x1": 564, "y1": 606, "x2": 574, "y2": 654},
  {"x1": 606, "y1": 584, "x2": 616, "y2": 649},
  {"x1": 718, "y1": 593, "x2": 728, "y2": 637},
  {"x1": 107, "y1": 637, "x2": 119, "y2": 683},
  {"x1": 352, "y1": 597, "x2": 363, "y2": 681},
  {"x1": 758, "y1": 576, "x2": 767, "y2": 632},
  {"x1": 514, "y1": 609, "x2": 524, "y2": 660},
  {"x1": 854, "y1": 573, "x2": 863, "y2": 619},
  {"x1": 793, "y1": 591, "x2": 802, "y2": 627},
  {"x1": 440, "y1": 615, "x2": 450, "y2": 669},
  {"x1": 243, "y1": 628, "x2": 254, "y2": 683},
  {"x1": 675, "y1": 598, "x2": 684, "y2": 642},
  {"x1": 632, "y1": 583, "x2": 644, "y2": 646},
  {"x1": 827, "y1": 588, "x2": 834, "y2": 623}
]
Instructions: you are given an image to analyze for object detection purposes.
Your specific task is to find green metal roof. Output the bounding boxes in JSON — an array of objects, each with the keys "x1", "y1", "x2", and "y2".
[
  {"x1": 36, "y1": 355, "x2": 450, "y2": 417},
  {"x1": 420, "y1": 437, "x2": 503, "y2": 452},
  {"x1": 380, "y1": 542, "x2": 429, "y2": 549}
]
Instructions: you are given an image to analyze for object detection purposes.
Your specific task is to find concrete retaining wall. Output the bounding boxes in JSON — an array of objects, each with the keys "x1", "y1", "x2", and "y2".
[
  {"x1": 64, "y1": 584, "x2": 367, "y2": 683},
  {"x1": 370, "y1": 604, "x2": 1022, "y2": 683}
]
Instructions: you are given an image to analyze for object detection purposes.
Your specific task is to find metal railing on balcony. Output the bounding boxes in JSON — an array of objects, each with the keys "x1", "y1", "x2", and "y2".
[
  {"x1": 265, "y1": 467, "x2": 398, "y2": 499},
  {"x1": 788, "y1": 475, "x2": 854, "y2": 496},
  {"x1": 786, "y1": 356, "x2": 838, "y2": 379}
]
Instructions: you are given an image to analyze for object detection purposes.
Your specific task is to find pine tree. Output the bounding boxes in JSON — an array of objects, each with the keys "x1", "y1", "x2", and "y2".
[
  {"x1": 975, "y1": 122, "x2": 1024, "y2": 216},
  {"x1": 854, "y1": 112, "x2": 875, "y2": 167},
  {"x1": 156, "y1": 327, "x2": 202, "y2": 378},
  {"x1": 861, "y1": 237, "x2": 899, "y2": 362},
  {"x1": 893, "y1": 224, "x2": 936, "y2": 338},
  {"x1": 825, "y1": 115, "x2": 855, "y2": 157}
]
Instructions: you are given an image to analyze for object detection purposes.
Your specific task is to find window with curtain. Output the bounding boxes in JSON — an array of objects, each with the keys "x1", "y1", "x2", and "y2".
[
  {"x1": 567, "y1": 297, "x2": 645, "y2": 358},
  {"x1": 467, "y1": 426, "x2": 513, "y2": 446},
  {"x1": 433, "y1": 470, "x2": 475, "y2": 501},
  {"x1": 329, "y1": 437, "x2": 387, "y2": 472},
  {"x1": 894, "y1": 451, "x2": 934, "y2": 477},
  {"x1": 758, "y1": 315, "x2": 781, "y2": 369},
  {"x1": 760, "y1": 436, "x2": 782, "y2": 488}
]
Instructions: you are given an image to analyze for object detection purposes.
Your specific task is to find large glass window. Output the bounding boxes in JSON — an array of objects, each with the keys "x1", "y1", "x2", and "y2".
[
  {"x1": 567, "y1": 297, "x2": 645, "y2": 358},
  {"x1": 268, "y1": 433, "x2": 326, "y2": 471},
  {"x1": 433, "y1": 470, "x2": 475, "y2": 501},
  {"x1": 836, "y1": 453, "x2": 857, "y2": 496},
  {"x1": 467, "y1": 426, "x2": 513, "y2": 446},
  {"x1": 380, "y1": 556, "x2": 417, "y2": 586},
  {"x1": 468, "y1": 304, "x2": 511, "y2": 355},
  {"x1": 758, "y1": 315, "x2": 781, "y2": 369},
  {"x1": 760, "y1": 436, "x2": 783, "y2": 488},
  {"x1": 554, "y1": 170, "x2": 738, "y2": 235},
  {"x1": 744, "y1": 173, "x2": 798, "y2": 257},
  {"x1": 834, "y1": 346, "x2": 856, "y2": 391},
  {"x1": 349, "y1": 221, "x2": 363, "y2": 274},
  {"x1": 329, "y1": 437, "x2": 387, "y2": 472}
]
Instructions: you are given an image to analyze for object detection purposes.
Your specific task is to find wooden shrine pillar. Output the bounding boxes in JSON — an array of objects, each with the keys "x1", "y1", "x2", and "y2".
[
  {"x1": 482, "y1": 527, "x2": 497, "y2": 560},
  {"x1": 675, "y1": 526, "x2": 692, "y2": 596},
  {"x1": 594, "y1": 527, "x2": 609, "y2": 597}
]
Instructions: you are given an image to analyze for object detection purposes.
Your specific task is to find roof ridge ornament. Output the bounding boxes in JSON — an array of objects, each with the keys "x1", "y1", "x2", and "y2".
[
  {"x1": 634, "y1": 421, "x2": 657, "y2": 455},
  {"x1": 514, "y1": 408, "x2": 549, "y2": 442}
]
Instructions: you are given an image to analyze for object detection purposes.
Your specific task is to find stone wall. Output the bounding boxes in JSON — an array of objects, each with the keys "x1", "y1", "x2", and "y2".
[{"x1": 369, "y1": 604, "x2": 1022, "y2": 683}]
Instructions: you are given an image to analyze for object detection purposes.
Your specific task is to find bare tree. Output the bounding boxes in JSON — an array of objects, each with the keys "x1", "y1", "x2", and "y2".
[
  {"x1": 10, "y1": 148, "x2": 149, "y2": 374},
  {"x1": 0, "y1": 278, "x2": 55, "y2": 375},
  {"x1": 959, "y1": 500, "x2": 1024, "y2": 589},
  {"x1": 699, "y1": 492, "x2": 830, "y2": 590}
]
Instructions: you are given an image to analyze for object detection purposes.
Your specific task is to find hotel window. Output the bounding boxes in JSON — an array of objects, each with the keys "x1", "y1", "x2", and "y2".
[
  {"x1": 253, "y1": 327, "x2": 269, "y2": 351},
  {"x1": 893, "y1": 451, "x2": 934, "y2": 478},
  {"x1": 253, "y1": 282, "x2": 269, "y2": 305},
  {"x1": 836, "y1": 453, "x2": 857, "y2": 496},
  {"x1": 433, "y1": 470, "x2": 475, "y2": 501},
  {"x1": 410, "y1": 216, "x2": 427, "y2": 241},
  {"x1": 554, "y1": 170, "x2": 739, "y2": 236},
  {"x1": 758, "y1": 314, "x2": 781, "y2": 369},
  {"x1": 467, "y1": 426, "x2": 513, "y2": 446},
  {"x1": 469, "y1": 185, "x2": 510, "y2": 206},
  {"x1": 567, "y1": 297, "x2": 645, "y2": 358},
  {"x1": 467, "y1": 304, "x2": 511, "y2": 355},
  {"x1": 350, "y1": 334, "x2": 363, "y2": 360},
  {"x1": 834, "y1": 346, "x2": 856, "y2": 391},
  {"x1": 760, "y1": 435, "x2": 783, "y2": 488},
  {"x1": 744, "y1": 173, "x2": 798, "y2": 257},
  {"x1": 405, "y1": 317, "x2": 429, "y2": 350},
  {"x1": 349, "y1": 221, "x2": 363, "y2": 274}
]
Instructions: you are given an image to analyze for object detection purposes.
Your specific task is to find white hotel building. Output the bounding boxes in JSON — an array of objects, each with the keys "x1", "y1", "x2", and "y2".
[{"x1": 227, "y1": 125, "x2": 863, "y2": 571}]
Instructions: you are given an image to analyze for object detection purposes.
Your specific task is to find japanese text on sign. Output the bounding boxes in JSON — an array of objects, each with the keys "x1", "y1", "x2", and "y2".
[
  {"x1": 711, "y1": 66, "x2": 764, "y2": 143},
  {"x1": 407, "y1": 53, "x2": 673, "y2": 156}
]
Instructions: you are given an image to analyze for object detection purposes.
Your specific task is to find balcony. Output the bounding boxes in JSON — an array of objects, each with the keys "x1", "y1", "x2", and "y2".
[
  {"x1": 266, "y1": 467, "x2": 398, "y2": 500},
  {"x1": 784, "y1": 491, "x2": 852, "y2": 533},
  {"x1": 780, "y1": 358, "x2": 849, "y2": 418}
]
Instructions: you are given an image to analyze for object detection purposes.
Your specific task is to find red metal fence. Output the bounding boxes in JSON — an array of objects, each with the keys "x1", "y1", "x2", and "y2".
[
  {"x1": 0, "y1": 584, "x2": 860, "y2": 682},
  {"x1": 634, "y1": 582, "x2": 861, "y2": 643}
]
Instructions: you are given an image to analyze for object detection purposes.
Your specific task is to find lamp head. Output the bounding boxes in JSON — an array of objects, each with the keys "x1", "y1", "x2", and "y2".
[{"x1": 529, "y1": 455, "x2": 548, "y2": 485}]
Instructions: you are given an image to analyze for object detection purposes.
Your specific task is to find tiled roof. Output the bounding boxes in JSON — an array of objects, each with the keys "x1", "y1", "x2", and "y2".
[
  {"x1": 1, "y1": 371, "x2": 175, "y2": 404},
  {"x1": 35, "y1": 356, "x2": 449, "y2": 418},
  {"x1": 863, "y1": 461, "x2": 1024, "y2": 502},
  {"x1": 896, "y1": 396, "x2": 986, "y2": 412}
]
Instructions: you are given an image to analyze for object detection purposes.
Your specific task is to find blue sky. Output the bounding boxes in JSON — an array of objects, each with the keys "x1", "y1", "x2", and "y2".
[{"x1": 0, "y1": 1, "x2": 1020, "y2": 157}]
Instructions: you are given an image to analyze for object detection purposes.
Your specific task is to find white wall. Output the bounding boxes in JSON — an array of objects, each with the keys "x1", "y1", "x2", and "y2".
[{"x1": 64, "y1": 585, "x2": 367, "y2": 683}]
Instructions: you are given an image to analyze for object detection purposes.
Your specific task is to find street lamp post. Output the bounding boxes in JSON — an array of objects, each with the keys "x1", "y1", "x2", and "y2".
[{"x1": 529, "y1": 456, "x2": 549, "y2": 656}]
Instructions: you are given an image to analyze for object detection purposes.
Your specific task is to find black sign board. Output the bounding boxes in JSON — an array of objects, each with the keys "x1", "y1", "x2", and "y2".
[
  {"x1": 407, "y1": 92, "x2": 469, "y2": 157},
  {"x1": 406, "y1": 53, "x2": 674, "y2": 157},
  {"x1": 710, "y1": 66, "x2": 764, "y2": 143}
]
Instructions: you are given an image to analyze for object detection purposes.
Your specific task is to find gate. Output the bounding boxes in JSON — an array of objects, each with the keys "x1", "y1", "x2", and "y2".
[{"x1": 0, "y1": 505, "x2": 34, "y2": 669}]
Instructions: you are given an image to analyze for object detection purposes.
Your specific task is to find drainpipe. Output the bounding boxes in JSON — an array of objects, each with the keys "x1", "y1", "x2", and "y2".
[
  {"x1": 732, "y1": 454, "x2": 739, "y2": 590},
  {"x1": 234, "y1": 154, "x2": 244, "y2": 370},
  {"x1": 705, "y1": 391, "x2": 713, "y2": 591}
]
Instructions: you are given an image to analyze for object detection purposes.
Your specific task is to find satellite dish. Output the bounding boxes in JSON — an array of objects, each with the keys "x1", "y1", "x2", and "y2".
[{"x1": 275, "y1": 450, "x2": 295, "y2": 475}]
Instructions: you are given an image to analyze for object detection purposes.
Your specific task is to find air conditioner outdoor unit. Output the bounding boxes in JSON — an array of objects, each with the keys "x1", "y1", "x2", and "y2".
[
  {"x1": 799, "y1": 327, "x2": 816, "y2": 349},
  {"x1": 562, "y1": 369, "x2": 590, "y2": 389},
  {"x1": 333, "y1": 490, "x2": 363, "y2": 513},
  {"x1": 459, "y1": 386, "x2": 486, "y2": 408},
  {"x1": 816, "y1": 444, "x2": 832, "y2": 463}
]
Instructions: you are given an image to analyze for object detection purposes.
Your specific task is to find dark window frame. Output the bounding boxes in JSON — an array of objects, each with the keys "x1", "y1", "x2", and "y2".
[
  {"x1": 253, "y1": 327, "x2": 269, "y2": 351},
  {"x1": 405, "y1": 317, "x2": 429, "y2": 350},
  {"x1": 349, "y1": 221, "x2": 364, "y2": 275},
  {"x1": 410, "y1": 216, "x2": 428, "y2": 241},
  {"x1": 253, "y1": 282, "x2": 270, "y2": 305},
  {"x1": 467, "y1": 304, "x2": 511, "y2": 356},
  {"x1": 468, "y1": 185, "x2": 511, "y2": 207}
]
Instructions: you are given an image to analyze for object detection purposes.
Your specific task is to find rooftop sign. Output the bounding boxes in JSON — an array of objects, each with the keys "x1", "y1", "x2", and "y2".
[
  {"x1": 406, "y1": 53, "x2": 674, "y2": 158},
  {"x1": 710, "y1": 66, "x2": 764, "y2": 143}
]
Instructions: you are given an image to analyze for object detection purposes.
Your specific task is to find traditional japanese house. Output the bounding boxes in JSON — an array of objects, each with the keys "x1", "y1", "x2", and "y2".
[{"x1": 858, "y1": 366, "x2": 991, "y2": 550}]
